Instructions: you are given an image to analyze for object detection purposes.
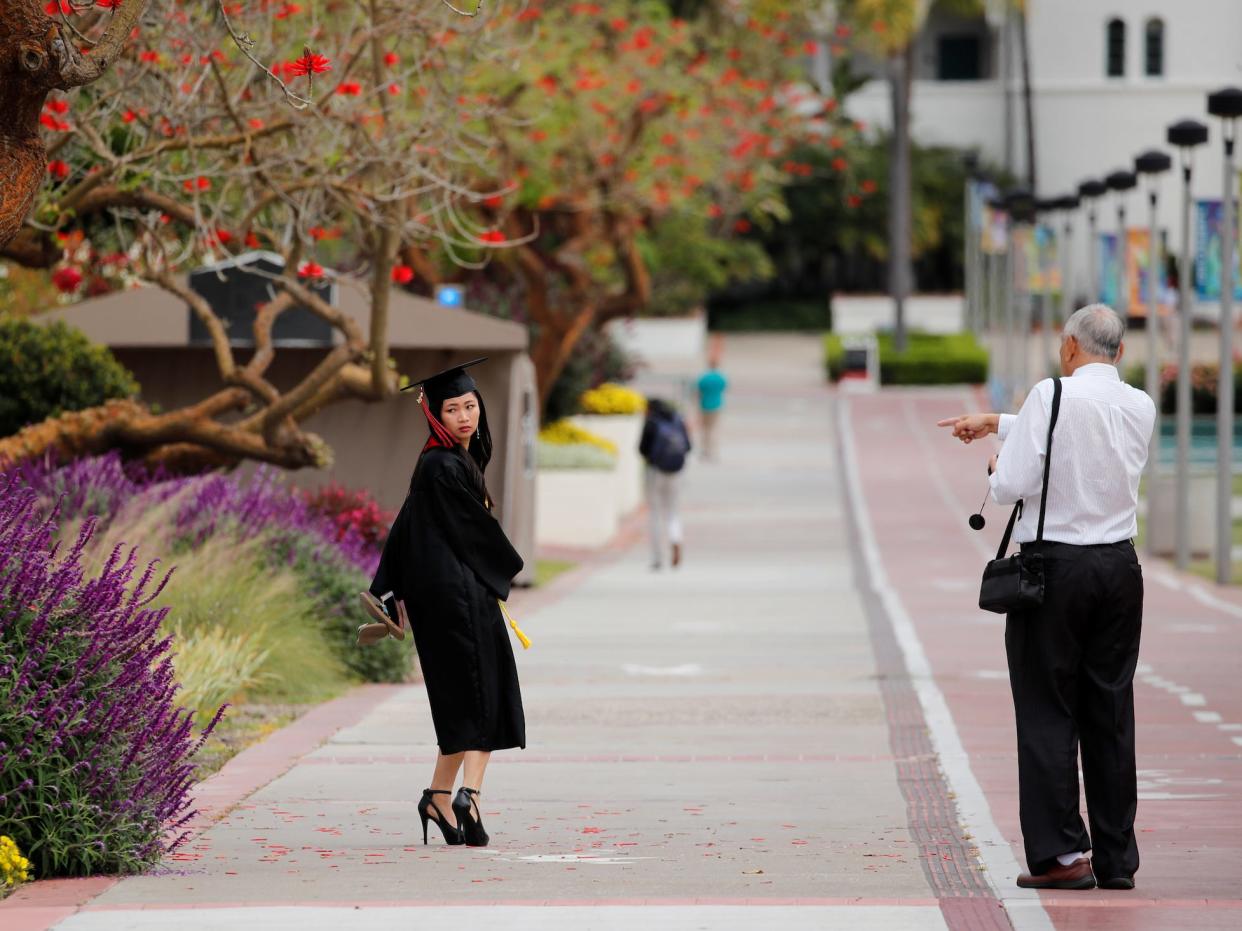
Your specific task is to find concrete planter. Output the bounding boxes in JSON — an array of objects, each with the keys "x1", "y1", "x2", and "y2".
[
  {"x1": 1146, "y1": 469, "x2": 1217, "y2": 557},
  {"x1": 535, "y1": 467, "x2": 621, "y2": 548},
  {"x1": 570, "y1": 413, "x2": 645, "y2": 513}
]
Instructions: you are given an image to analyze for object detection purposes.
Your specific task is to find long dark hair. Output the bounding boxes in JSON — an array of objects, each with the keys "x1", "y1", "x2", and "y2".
[{"x1": 409, "y1": 390, "x2": 495, "y2": 509}]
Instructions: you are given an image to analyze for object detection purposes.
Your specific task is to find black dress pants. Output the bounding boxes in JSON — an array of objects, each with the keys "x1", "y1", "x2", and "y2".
[{"x1": 1005, "y1": 540, "x2": 1143, "y2": 880}]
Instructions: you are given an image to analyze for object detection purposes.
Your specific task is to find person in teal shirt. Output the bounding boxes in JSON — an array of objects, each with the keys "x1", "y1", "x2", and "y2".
[{"x1": 696, "y1": 361, "x2": 728, "y2": 462}]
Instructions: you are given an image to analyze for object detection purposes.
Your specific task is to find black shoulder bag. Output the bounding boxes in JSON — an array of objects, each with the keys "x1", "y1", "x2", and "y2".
[{"x1": 978, "y1": 377, "x2": 1062, "y2": 614}]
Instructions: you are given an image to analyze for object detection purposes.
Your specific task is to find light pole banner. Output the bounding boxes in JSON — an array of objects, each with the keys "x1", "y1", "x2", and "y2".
[
  {"x1": 1098, "y1": 232, "x2": 1122, "y2": 306},
  {"x1": 981, "y1": 203, "x2": 1007, "y2": 254},
  {"x1": 1126, "y1": 228, "x2": 1173, "y2": 314},
  {"x1": 1031, "y1": 224, "x2": 1061, "y2": 291},
  {"x1": 1193, "y1": 198, "x2": 1242, "y2": 301}
]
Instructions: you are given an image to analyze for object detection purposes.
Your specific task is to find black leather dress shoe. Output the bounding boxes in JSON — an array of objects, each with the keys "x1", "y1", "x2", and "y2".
[
  {"x1": 1098, "y1": 876, "x2": 1135, "y2": 890},
  {"x1": 1016, "y1": 857, "x2": 1096, "y2": 890}
]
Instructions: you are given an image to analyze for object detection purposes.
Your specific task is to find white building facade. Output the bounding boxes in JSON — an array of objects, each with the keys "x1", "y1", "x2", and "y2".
[{"x1": 843, "y1": 0, "x2": 1242, "y2": 300}]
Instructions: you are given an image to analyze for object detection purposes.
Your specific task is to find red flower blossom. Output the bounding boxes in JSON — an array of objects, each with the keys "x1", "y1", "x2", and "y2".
[
  {"x1": 387, "y1": 82, "x2": 401, "y2": 95},
  {"x1": 245, "y1": 231, "x2": 261, "y2": 248},
  {"x1": 298, "y1": 261, "x2": 325, "y2": 278},
  {"x1": 44, "y1": 0, "x2": 73, "y2": 14},
  {"x1": 336, "y1": 81, "x2": 363, "y2": 96},
  {"x1": 46, "y1": 99, "x2": 70, "y2": 115},
  {"x1": 275, "y1": 2, "x2": 301, "y2": 19},
  {"x1": 482, "y1": 194, "x2": 504, "y2": 208},
  {"x1": 139, "y1": 50, "x2": 160, "y2": 64},
  {"x1": 610, "y1": 18, "x2": 628, "y2": 32},
  {"x1": 846, "y1": 194, "x2": 862, "y2": 209},
  {"x1": 308, "y1": 226, "x2": 327, "y2": 241},
  {"x1": 707, "y1": 203, "x2": 723, "y2": 219},
  {"x1": 215, "y1": 229, "x2": 233, "y2": 244},
  {"x1": 47, "y1": 160, "x2": 69, "y2": 180},
  {"x1": 39, "y1": 114, "x2": 70, "y2": 131},
  {"x1": 182, "y1": 175, "x2": 211, "y2": 192},
  {"x1": 861, "y1": 179, "x2": 878, "y2": 194},
  {"x1": 734, "y1": 218, "x2": 752, "y2": 234},
  {"x1": 248, "y1": 117, "x2": 265, "y2": 129},
  {"x1": 52, "y1": 266, "x2": 83, "y2": 293},
  {"x1": 391, "y1": 265, "x2": 415, "y2": 284},
  {"x1": 122, "y1": 109, "x2": 137, "y2": 123},
  {"x1": 384, "y1": 51, "x2": 399, "y2": 66},
  {"x1": 831, "y1": 157, "x2": 847, "y2": 172},
  {"x1": 287, "y1": 48, "x2": 332, "y2": 78},
  {"x1": 478, "y1": 231, "x2": 506, "y2": 244}
]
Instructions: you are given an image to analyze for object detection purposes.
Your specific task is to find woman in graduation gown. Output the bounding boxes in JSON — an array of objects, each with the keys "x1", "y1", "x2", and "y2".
[{"x1": 362, "y1": 358, "x2": 525, "y2": 848}]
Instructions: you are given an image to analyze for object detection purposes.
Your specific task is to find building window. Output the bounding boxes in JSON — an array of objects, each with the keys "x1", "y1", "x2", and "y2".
[
  {"x1": 1106, "y1": 18, "x2": 1126, "y2": 77},
  {"x1": 937, "y1": 34, "x2": 982, "y2": 81},
  {"x1": 1145, "y1": 18, "x2": 1165, "y2": 76}
]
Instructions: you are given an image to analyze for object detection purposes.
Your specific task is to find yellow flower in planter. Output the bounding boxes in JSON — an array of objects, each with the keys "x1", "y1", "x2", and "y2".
[
  {"x1": 579, "y1": 383, "x2": 646, "y2": 416},
  {"x1": 539, "y1": 420, "x2": 619, "y2": 456},
  {"x1": 0, "y1": 835, "x2": 31, "y2": 888}
]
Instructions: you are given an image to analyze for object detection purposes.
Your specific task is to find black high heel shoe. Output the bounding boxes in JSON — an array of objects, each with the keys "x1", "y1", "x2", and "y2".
[
  {"x1": 452, "y1": 787, "x2": 489, "y2": 847},
  {"x1": 418, "y1": 788, "x2": 464, "y2": 846}
]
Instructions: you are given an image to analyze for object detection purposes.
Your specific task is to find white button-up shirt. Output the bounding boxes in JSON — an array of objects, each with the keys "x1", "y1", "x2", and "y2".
[{"x1": 991, "y1": 363, "x2": 1157, "y2": 545}]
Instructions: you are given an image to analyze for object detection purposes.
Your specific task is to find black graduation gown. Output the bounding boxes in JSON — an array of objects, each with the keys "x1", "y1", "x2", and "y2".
[{"x1": 370, "y1": 447, "x2": 525, "y2": 754}]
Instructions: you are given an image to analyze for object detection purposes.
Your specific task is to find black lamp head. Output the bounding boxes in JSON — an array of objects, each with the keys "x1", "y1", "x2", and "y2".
[
  {"x1": 1134, "y1": 149, "x2": 1173, "y2": 176},
  {"x1": 1056, "y1": 194, "x2": 1081, "y2": 211},
  {"x1": 1003, "y1": 187, "x2": 1036, "y2": 222},
  {"x1": 1167, "y1": 118, "x2": 1209, "y2": 148},
  {"x1": 1105, "y1": 170, "x2": 1137, "y2": 192},
  {"x1": 1078, "y1": 179, "x2": 1107, "y2": 199},
  {"x1": 1035, "y1": 197, "x2": 1061, "y2": 214},
  {"x1": 1207, "y1": 87, "x2": 1242, "y2": 119}
]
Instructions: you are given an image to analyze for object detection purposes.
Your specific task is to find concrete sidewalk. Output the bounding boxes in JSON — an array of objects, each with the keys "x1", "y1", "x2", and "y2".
[{"x1": 35, "y1": 335, "x2": 958, "y2": 930}]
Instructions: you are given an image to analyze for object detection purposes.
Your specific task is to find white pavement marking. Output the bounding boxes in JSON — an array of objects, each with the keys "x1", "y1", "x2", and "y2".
[
  {"x1": 620, "y1": 663, "x2": 704, "y2": 677},
  {"x1": 55, "y1": 905, "x2": 950, "y2": 931},
  {"x1": 837, "y1": 398, "x2": 1054, "y2": 931}
]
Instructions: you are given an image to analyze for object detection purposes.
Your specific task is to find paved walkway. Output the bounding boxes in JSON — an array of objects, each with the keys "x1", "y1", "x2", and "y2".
[{"x1": 4, "y1": 335, "x2": 1238, "y2": 930}]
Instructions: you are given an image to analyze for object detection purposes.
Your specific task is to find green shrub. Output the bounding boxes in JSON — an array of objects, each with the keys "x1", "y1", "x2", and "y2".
[
  {"x1": 824, "y1": 331, "x2": 988, "y2": 385},
  {"x1": 283, "y1": 535, "x2": 411, "y2": 684},
  {"x1": 0, "y1": 314, "x2": 138, "y2": 437},
  {"x1": 709, "y1": 298, "x2": 831, "y2": 332}
]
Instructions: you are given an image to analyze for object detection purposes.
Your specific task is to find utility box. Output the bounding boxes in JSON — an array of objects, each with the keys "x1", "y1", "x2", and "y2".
[
  {"x1": 1146, "y1": 470, "x2": 1218, "y2": 557},
  {"x1": 838, "y1": 335, "x2": 879, "y2": 392}
]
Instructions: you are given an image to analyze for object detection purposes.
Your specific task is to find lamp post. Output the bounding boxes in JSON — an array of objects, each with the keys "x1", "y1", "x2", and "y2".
[
  {"x1": 1005, "y1": 188, "x2": 1036, "y2": 399},
  {"x1": 1056, "y1": 194, "x2": 1080, "y2": 324},
  {"x1": 1079, "y1": 179, "x2": 1108, "y2": 302},
  {"x1": 1036, "y1": 197, "x2": 1061, "y2": 374},
  {"x1": 986, "y1": 195, "x2": 1010, "y2": 406},
  {"x1": 1208, "y1": 88, "x2": 1242, "y2": 583},
  {"x1": 964, "y1": 152, "x2": 982, "y2": 334},
  {"x1": 1135, "y1": 150, "x2": 1173, "y2": 539},
  {"x1": 1106, "y1": 170, "x2": 1138, "y2": 319},
  {"x1": 1167, "y1": 118, "x2": 1210, "y2": 569}
]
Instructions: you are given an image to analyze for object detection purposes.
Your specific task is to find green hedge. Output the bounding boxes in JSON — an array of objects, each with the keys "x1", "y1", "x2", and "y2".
[
  {"x1": 708, "y1": 298, "x2": 831, "y2": 332},
  {"x1": 0, "y1": 314, "x2": 139, "y2": 437},
  {"x1": 824, "y1": 331, "x2": 988, "y2": 385}
]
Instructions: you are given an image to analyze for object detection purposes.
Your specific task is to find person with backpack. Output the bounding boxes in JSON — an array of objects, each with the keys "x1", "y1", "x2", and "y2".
[{"x1": 639, "y1": 397, "x2": 692, "y2": 570}]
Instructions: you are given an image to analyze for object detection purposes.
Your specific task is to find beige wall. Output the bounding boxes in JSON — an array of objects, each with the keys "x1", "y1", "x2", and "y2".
[{"x1": 113, "y1": 347, "x2": 523, "y2": 517}]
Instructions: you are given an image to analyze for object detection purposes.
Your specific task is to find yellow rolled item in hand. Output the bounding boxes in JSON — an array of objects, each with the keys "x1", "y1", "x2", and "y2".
[{"x1": 498, "y1": 600, "x2": 531, "y2": 650}]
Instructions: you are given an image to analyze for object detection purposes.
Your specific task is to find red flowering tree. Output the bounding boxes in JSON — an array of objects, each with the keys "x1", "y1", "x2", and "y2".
[
  {"x1": 0, "y1": 0, "x2": 516, "y2": 471},
  {"x1": 405, "y1": 1, "x2": 839, "y2": 405}
]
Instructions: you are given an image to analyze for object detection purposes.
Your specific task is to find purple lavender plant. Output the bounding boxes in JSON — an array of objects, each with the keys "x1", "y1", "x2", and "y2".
[{"x1": 0, "y1": 475, "x2": 224, "y2": 877}]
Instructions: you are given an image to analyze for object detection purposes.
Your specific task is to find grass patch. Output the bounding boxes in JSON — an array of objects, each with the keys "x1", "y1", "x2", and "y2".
[
  {"x1": 535, "y1": 558, "x2": 577, "y2": 587},
  {"x1": 191, "y1": 704, "x2": 306, "y2": 781},
  {"x1": 824, "y1": 331, "x2": 988, "y2": 385}
]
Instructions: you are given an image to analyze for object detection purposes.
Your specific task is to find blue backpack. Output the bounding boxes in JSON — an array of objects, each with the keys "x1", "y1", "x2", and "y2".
[{"x1": 647, "y1": 414, "x2": 689, "y2": 473}]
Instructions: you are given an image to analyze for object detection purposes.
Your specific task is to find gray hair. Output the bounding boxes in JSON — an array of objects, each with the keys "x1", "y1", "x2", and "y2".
[{"x1": 1063, "y1": 303, "x2": 1125, "y2": 360}]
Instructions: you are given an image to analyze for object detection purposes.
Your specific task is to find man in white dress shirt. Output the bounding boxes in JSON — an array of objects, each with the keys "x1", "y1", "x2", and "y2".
[{"x1": 939, "y1": 304, "x2": 1156, "y2": 892}]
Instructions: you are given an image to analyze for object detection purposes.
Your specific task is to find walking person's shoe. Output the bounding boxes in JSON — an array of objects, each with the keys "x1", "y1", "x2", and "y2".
[
  {"x1": 418, "y1": 788, "x2": 464, "y2": 846},
  {"x1": 359, "y1": 591, "x2": 404, "y2": 640},
  {"x1": 1016, "y1": 857, "x2": 1096, "y2": 890},
  {"x1": 453, "y1": 786, "x2": 489, "y2": 847},
  {"x1": 1097, "y1": 876, "x2": 1135, "y2": 890},
  {"x1": 671, "y1": 542, "x2": 682, "y2": 568}
]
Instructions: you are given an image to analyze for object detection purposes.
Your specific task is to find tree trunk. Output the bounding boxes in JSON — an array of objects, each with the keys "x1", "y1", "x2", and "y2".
[
  {"x1": 887, "y1": 47, "x2": 914, "y2": 353},
  {"x1": 1018, "y1": 5, "x2": 1037, "y2": 191},
  {"x1": 530, "y1": 307, "x2": 598, "y2": 413},
  {"x1": 0, "y1": 0, "x2": 150, "y2": 248}
]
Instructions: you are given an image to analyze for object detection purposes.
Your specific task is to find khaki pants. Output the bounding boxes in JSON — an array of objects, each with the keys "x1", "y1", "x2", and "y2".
[
  {"x1": 700, "y1": 410, "x2": 720, "y2": 461},
  {"x1": 645, "y1": 466, "x2": 683, "y2": 567}
]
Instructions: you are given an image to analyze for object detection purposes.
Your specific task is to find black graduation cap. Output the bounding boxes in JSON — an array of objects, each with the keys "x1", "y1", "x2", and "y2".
[
  {"x1": 401, "y1": 357, "x2": 487, "y2": 407},
  {"x1": 403, "y1": 357, "x2": 493, "y2": 474}
]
